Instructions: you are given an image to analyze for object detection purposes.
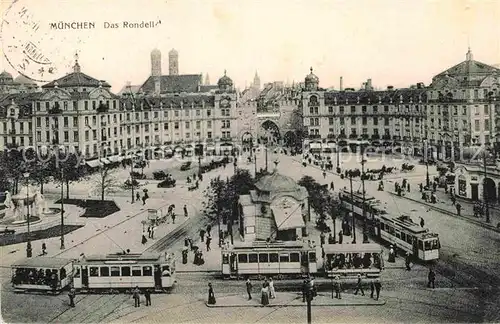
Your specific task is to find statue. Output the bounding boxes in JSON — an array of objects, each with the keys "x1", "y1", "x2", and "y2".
[
  {"x1": 3, "y1": 190, "x2": 12, "y2": 209},
  {"x1": 15, "y1": 199, "x2": 25, "y2": 222},
  {"x1": 34, "y1": 191, "x2": 48, "y2": 216}
]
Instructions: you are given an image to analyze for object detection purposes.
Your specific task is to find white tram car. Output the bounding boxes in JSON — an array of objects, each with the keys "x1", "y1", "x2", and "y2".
[
  {"x1": 222, "y1": 241, "x2": 319, "y2": 279},
  {"x1": 73, "y1": 253, "x2": 176, "y2": 292},
  {"x1": 339, "y1": 189, "x2": 440, "y2": 261},
  {"x1": 323, "y1": 243, "x2": 384, "y2": 279}
]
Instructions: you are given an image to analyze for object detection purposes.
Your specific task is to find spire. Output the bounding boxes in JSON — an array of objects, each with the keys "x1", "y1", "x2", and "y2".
[
  {"x1": 73, "y1": 51, "x2": 81, "y2": 73},
  {"x1": 466, "y1": 47, "x2": 473, "y2": 61},
  {"x1": 205, "y1": 73, "x2": 210, "y2": 85}
]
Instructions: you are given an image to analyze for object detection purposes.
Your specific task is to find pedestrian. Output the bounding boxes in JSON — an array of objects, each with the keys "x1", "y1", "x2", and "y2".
[
  {"x1": 338, "y1": 231, "x2": 343, "y2": 244},
  {"x1": 405, "y1": 252, "x2": 412, "y2": 271},
  {"x1": 302, "y1": 279, "x2": 308, "y2": 302},
  {"x1": 310, "y1": 276, "x2": 317, "y2": 297},
  {"x1": 419, "y1": 183, "x2": 423, "y2": 192},
  {"x1": 261, "y1": 284, "x2": 269, "y2": 306},
  {"x1": 388, "y1": 245, "x2": 395, "y2": 263},
  {"x1": 370, "y1": 280, "x2": 375, "y2": 298},
  {"x1": 141, "y1": 234, "x2": 148, "y2": 245},
  {"x1": 147, "y1": 226, "x2": 152, "y2": 239},
  {"x1": 407, "y1": 183, "x2": 410, "y2": 192},
  {"x1": 451, "y1": 196, "x2": 456, "y2": 205},
  {"x1": 427, "y1": 268, "x2": 436, "y2": 288},
  {"x1": 68, "y1": 287, "x2": 76, "y2": 307},
  {"x1": 150, "y1": 226, "x2": 155, "y2": 239},
  {"x1": 200, "y1": 229, "x2": 206, "y2": 242},
  {"x1": 328, "y1": 233, "x2": 334, "y2": 244},
  {"x1": 246, "y1": 278, "x2": 253, "y2": 300},
  {"x1": 456, "y1": 202, "x2": 462, "y2": 216},
  {"x1": 207, "y1": 283, "x2": 216, "y2": 305},
  {"x1": 334, "y1": 276, "x2": 342, "y2": 299},
  {"x1": 136, "y1": 192, "x2": 140, "y2": 202},
  {"x1": 172, "y1": 213, "x2": 176, "y2": 224},
  {"x1": 374, "y1": 279, "x2": 381, "y2": 300},
  {"x1": 354, "y1": 274, "x2": 365, "y2": 296},
  {"x1": 133, "y1": 286, "x2": 140, "y2": 307},
  {"x1": 323, "y1": 171, "x2": 326, "y2": 179},
  {"x1": 184, "y1": 205, "x2": 188, "y2": 217},
  {"x1": 330, "y1": 181, "x2": 334, "y2": 191},
  {"x1": 206, "y1": 225, "x2": 212, "y2": 236},
  {"x1": 206, "y1": 236, "x2": 212, "y2": 251},
  {"x1": 144, "y1": 289, "x2": 151, "y2": 306},
  {"x1": 269, "y1": 277, "x2": 276, "y2": 299},
  {"x1": 41, "y1": 242, "x2": 47, "y2": 256},
  {"x1": 420, "y1": 217, "x2": 425, "y2": 228},
  {"x1": 142, "y1": 195, "x2": 146, "y2": 205}
]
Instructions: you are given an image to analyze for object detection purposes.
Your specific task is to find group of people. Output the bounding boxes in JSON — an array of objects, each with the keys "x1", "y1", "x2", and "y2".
[
  {"x1": 325, "y1": 252, "x2": 383, "y2": 271},
  {"x1": 132, "y1": 286, "x2": 152, "y2": 307},
  {"x1": 245, "y1": 277, "x2": 276, "y2": 305},
  {"x1": 12, "y1": 267, "x2": 61, "y2": 290},
  {"x1": 395, "y1": 179, "x2": 411, "y2": 196}
]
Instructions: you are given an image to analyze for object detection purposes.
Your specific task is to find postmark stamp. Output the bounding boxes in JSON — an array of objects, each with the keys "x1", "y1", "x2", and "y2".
[{"x1": 1, "y1": 0, "x2": 75, "y2": 82}]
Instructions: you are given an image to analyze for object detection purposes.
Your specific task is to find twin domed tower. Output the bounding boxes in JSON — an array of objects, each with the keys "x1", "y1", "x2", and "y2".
[{"x1": 151, "y1": 48, "x2": 178, "y2": 77}]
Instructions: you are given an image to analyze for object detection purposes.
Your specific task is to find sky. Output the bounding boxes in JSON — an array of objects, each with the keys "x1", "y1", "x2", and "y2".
[{"x1": 1, "y1": 0, "x2": 499, "y2": 93}]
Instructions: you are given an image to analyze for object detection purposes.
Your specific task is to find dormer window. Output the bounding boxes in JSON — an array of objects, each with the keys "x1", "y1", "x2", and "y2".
[{"x1": 10, "y1": 108, "x2": 15, "y2": 116}]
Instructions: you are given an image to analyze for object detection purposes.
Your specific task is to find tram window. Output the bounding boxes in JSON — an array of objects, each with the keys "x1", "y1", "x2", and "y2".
[
  {"x1": 424, "y1": 241, "x2": 432, "y2": 251},
  {"x1": 100, "y1": 267, "x2": 109, "y2": 277},
  {"x1": 406, "y1": 235, "x2": 412, "y2": 244},
  {"x1": 132, "y1": 266, "x2": 142, "y2": 276},
  {"x1": 290, "y1": 253, "x2": 300, "y2": 262},
  {"x1": 380, "y1": 223, "x2": 385, "y2": 231},
  {"x1": 418, "y1": 240, "x2": 423, "y2": 250},
  {"x1": 61, "y1": 268, "x2": 67, "y2": 280},
  {"x1": 238, "y1": 254, "x2": 248, "y2": 263},
  {"x1": 309, "y1": 252, "x2": 316, "y2": 262},
  {"x1": 110, "y1": 266, "x2": 120, "y2": 277},
  {"x1": 248, "y1": 254, "x2": 258, "y2": 263},
  {"x1": 279, "y1": 254, "x2": 289, "y2": 262},
  {"x1": 90, "y1": 267, "x2": 99, "y2": 277},
  {"x1": 401, "y1": 233, "x2": 406, "y2": 242},
  {"x1": 74, "y1": 267, "x2": 80, "y2": 278},
  {"x1": 269, "y1": 253, "x2": 279, "y2": 263},
  {"x1": 259, "y1": 253, "x2": 269, "y2": 263},
  {"x1": 388, "y1": 226, "x2": 395, "y2": 235},
  {"x1": 143, "y1": 266, "x2": 153, "y2": 276},
  {"x1": 121, "y1": 267, "x2": 131, "y2": 276}
]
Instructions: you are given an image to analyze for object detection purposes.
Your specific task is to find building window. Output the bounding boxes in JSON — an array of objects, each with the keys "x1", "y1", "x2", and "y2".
[
  {"x1": 174, "y1": 122, "x2": 179, "y2": 129},
  {"x1": 350, "y1": 117, "x2": 356, "y2": 125},
  {"x1": 373, "y1": 118, "x2": 378, "y2": 126},
  {"x1": 350, "y1": 106, "x2": 356, "y2": 113},
  {"x1": 207, "y1": 121, "x2": 212, "y2": 128},
  {"x1": 474, "y1": 120, "x2": 480, "y2": 131},
  {"x1": 207, "y1": 131, "x2": 212, "y2": 139},
  {"x1": 175, "y1": 110, "x2": 179, "y2": 117},
  {"x1": 328, "y1": 107, "x2": 333, "y2": 114},
  {"x1": 384, "y1": 118, "x2": 389, "y2": 126},
  {"x1": 63, "y1": 117, "x2": 68, "y2": 127},
  {"x1": 64, "y1": 131, "x2": 69, "y2": 142},
  {"x1": 207, "y1": 110, "x2": 211, "y2": 117},
  {"x1": 185, "y1": 121, "x2": 190, "y2": 129},
  {"x1": 484, "y1": 105, "x2": 489, "y2": 115},
  {"x1": 73, "y1": 131, "x2": 78, "y2": 141},
  {"x1": 36, "y1": 118, "x2": 41, "y2": 127},
  {"x1": 196, "y1": 121, "x2": 201, "y2": 129},
  {"x1": 328, "y1": 117, "x2": 334, "y2": 125},
  {"x1": 36, "y1": 102, "x2": 41, "y2": 111},
  {"x1": 362, "y1": 117, "x2": 367, "y2": 125},
  {"x1": 164, "y1": 123, "x2": 168, "y2": 130},
  {"x1": 36, "y1": 131, "x2": 41, "y2": 141},
  {"x1": 339, "y1": 106, "x2": 344, "y2": 114},
  {"x1": 373, "y1": 106, "x2": 378, "y2": 113},
  {"x1": 196, "y1": 109, "x2": 200, "y2": 116},
  {"x1": 164, "y1": 111, "x2": 168, "y2": 118},
  {"x1": 339, "y1": 117, "x2": 344, "y2": 125}
]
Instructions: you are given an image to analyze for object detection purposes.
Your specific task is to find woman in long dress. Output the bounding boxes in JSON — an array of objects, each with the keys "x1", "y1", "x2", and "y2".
[
  {"x1": 207, "y1": 283, "x2": 216, "y2": 305},
  {"x1": 261, "y1": 284, "x2": 269, "y2": 306}
]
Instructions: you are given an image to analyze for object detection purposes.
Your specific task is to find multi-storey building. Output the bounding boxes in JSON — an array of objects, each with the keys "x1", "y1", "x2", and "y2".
[
  {"x1": 0, "y1": 58, "x2": 121, "y2": 158},
  {"x1": 0, "y1": 71, "x2": 39, "y2": 95},
  {"x1": 302, "y1": 68, "x2": 427, "y2": 154},
  {"x1": 426, "y1": 48, "x2": 500, "y2": 158}
]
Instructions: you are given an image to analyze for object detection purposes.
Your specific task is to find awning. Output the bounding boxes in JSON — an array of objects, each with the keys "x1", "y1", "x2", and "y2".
[
  {"x1": 207, "y1": 145, "x2": 215, "y2": 151},
  {"x1": 271, "y1": 203, "x2": 305, "y2": 230},
  {"x1": 107, "y1": 155, "x2": 123, "y2": 163},
  {"x1": 175, "y1": 147, "x2": 183, "y2": 152},
  {"x1": 100, "y1": 158, "x2": 111, "y2": 164},
  {"x1": 310, "y1": 143, "x2": 321, "y2": 149},
  {"x1": 164, "y1": 149, "x2": 173, "y2": 154},
  {"x1": 85, "y1": 160, "x2": 102, "y2": 168},
  {"x1": 154, "y1": 147, "x2": 162, "y2": 152},
  {"x1": 185, "y1": 146, "x2": 194, "y2": 151}
]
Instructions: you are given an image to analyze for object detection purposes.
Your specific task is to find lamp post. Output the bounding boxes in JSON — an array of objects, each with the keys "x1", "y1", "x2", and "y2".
[
  {"x1": 424, "y1": 139, "x2": 430, "y2": 187},
  {"x1": 23, "y1": 172, "x2": 32, "y2": 258},
  {"x1": 60, "y1": 167, "x2": 65, "y2": 249},
  {"x1": 130, "y1": 159, "x2": 135, "y2": 203},
  {"x1": 349, "y1": 171, "x2": 356, "y2": 244},
  {"x1": 360, "y1": 146, "x2": 369, "y2": 243},
  {"x1": 483, "y1": 150, "x2": 491, "y2": 223}
]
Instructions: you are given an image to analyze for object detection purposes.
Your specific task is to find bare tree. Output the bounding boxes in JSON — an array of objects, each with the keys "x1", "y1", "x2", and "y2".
[{"x1": 92, "y1": 166, "x2": 120, "y2": 201}]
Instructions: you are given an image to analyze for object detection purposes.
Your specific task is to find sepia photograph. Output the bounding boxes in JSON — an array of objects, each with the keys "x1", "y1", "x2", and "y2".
[{"x1": 0, "y1": 0, "x2": 500, "y2": 323}]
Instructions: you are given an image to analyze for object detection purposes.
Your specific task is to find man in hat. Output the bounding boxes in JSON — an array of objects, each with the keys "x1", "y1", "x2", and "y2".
[
  {"x1": 334, "y1": 276, "x2": 342, "y2": 299},
  {"x1": 68, "y1": 287, "x2": 76, "y2": 307},
  {"x1": 354, "y1": 274, "x2": 365, "y2": 296},
  {"x1": 374, "y1": 278, "x2": 381, "y2": 300}
]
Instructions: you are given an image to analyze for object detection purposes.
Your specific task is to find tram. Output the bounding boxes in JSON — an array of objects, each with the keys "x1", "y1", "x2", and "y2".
[
  {"x1": 339, "y1": 189, "x2": 441, "y2": 261},
  {"x1": 221, "y1": 241, "x2": 318, "y2": 279},
  {"x1": 73, "y1": 252, "x2": 176, "y2": 292},
  {"x1": 11, "y1": 257, "x2": 75, "y2": 293},
  {"x1": 323, "y1": 243, "x2": 384, "y2": 278}
]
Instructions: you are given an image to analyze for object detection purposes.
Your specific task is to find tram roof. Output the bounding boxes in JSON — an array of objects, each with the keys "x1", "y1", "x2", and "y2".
[
  {"x1": 380, "y1": 214, "x2": 428, "y2": 234},
  {"x1": 82, "y1": 253, "x2": 163, "y2": 262},
  {"x1": 323, "y1": 243, "x2": 383, "y2": 254},
  {"x1": 340, "y1": 189, "x2": 378, "y2": 202},
  {"x1": 227, "y1": 240, "x2": 308, "y2": 251},
  {"x1": 11, "y1": 257, "x2": 73, "y2": 269}
]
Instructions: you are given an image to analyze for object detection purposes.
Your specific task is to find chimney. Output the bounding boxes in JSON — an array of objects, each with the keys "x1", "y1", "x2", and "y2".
[{"x1": 340, "y1": 76, "x2": 343, "y2": 91}]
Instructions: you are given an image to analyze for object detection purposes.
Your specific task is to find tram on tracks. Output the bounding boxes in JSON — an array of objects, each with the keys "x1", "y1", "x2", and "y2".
[
  {"x1": 73, "y1": 252, "x2": 176, "y2": 292},
  {"x1": 11, "y1": 252, "x2": 176, "y2": 294},
  {"x1": 322, "y1": 243, "x2": 384, "y2": 279},
  {"x1": 339, "y1": 189, "x2": 441, "y2": 261},
  {"x1": 221, "y1": 241, "x2": 319, "y2": 279},
  {"x1": 11, "y1": 257, "x2": 74, "y2": 293}
]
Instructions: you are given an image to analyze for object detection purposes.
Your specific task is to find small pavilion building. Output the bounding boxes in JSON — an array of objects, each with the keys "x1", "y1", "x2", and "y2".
[{"x1": 237, "y1": 161, "x2": 309, "y2": 242}]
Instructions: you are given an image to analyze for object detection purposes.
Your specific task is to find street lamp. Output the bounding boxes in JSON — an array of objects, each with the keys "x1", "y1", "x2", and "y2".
[
  {"x1": 23, "y1": 172, "x2": 32, "y2": 258},
  {"x1": 424, "y1": 139, "x2": 430, "y2": 187},
  {"x1": 360, "y1": 145, "x2": 369, "y2": 243},
  {"x1": 60, "y1": 167, "x2": 65, "y2": 249}
]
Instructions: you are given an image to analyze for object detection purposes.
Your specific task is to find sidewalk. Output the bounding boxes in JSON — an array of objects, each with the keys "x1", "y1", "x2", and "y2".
[
  {"x1": 387, "y1": 186, "x2": 500, "y2": 232},
  {"x1": 206, "y1": 291, "x2": 385, "y2": 308}
]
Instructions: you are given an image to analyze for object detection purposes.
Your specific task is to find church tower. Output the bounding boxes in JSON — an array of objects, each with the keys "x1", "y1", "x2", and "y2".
[
  {"x1": 205, "y1": 74, "x2": 210, "y2": 85},
  {"x1": 151, "y1": 49, "x2": 161, "y2": 76},
  {"x1": 253, "y1": 71, "x2": 261, "y2": 90},
  {"x1": 169, "y1": 49, "x2": 179, "y2": 75}
]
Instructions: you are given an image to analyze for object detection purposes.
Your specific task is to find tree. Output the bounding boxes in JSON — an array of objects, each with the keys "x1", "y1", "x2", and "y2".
[
  {"x1": 298, "y1": 175, "x2": 331, "y2": 221},
  {"x1": 53, "y1": 152, "x2": 87, "y2": 199},
  {"x1": 92, "y1": 166, "x2": 119, "y2": 201},
  {"x1": 1, "y1": 147, "x2": 28, "y2": 194}
]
